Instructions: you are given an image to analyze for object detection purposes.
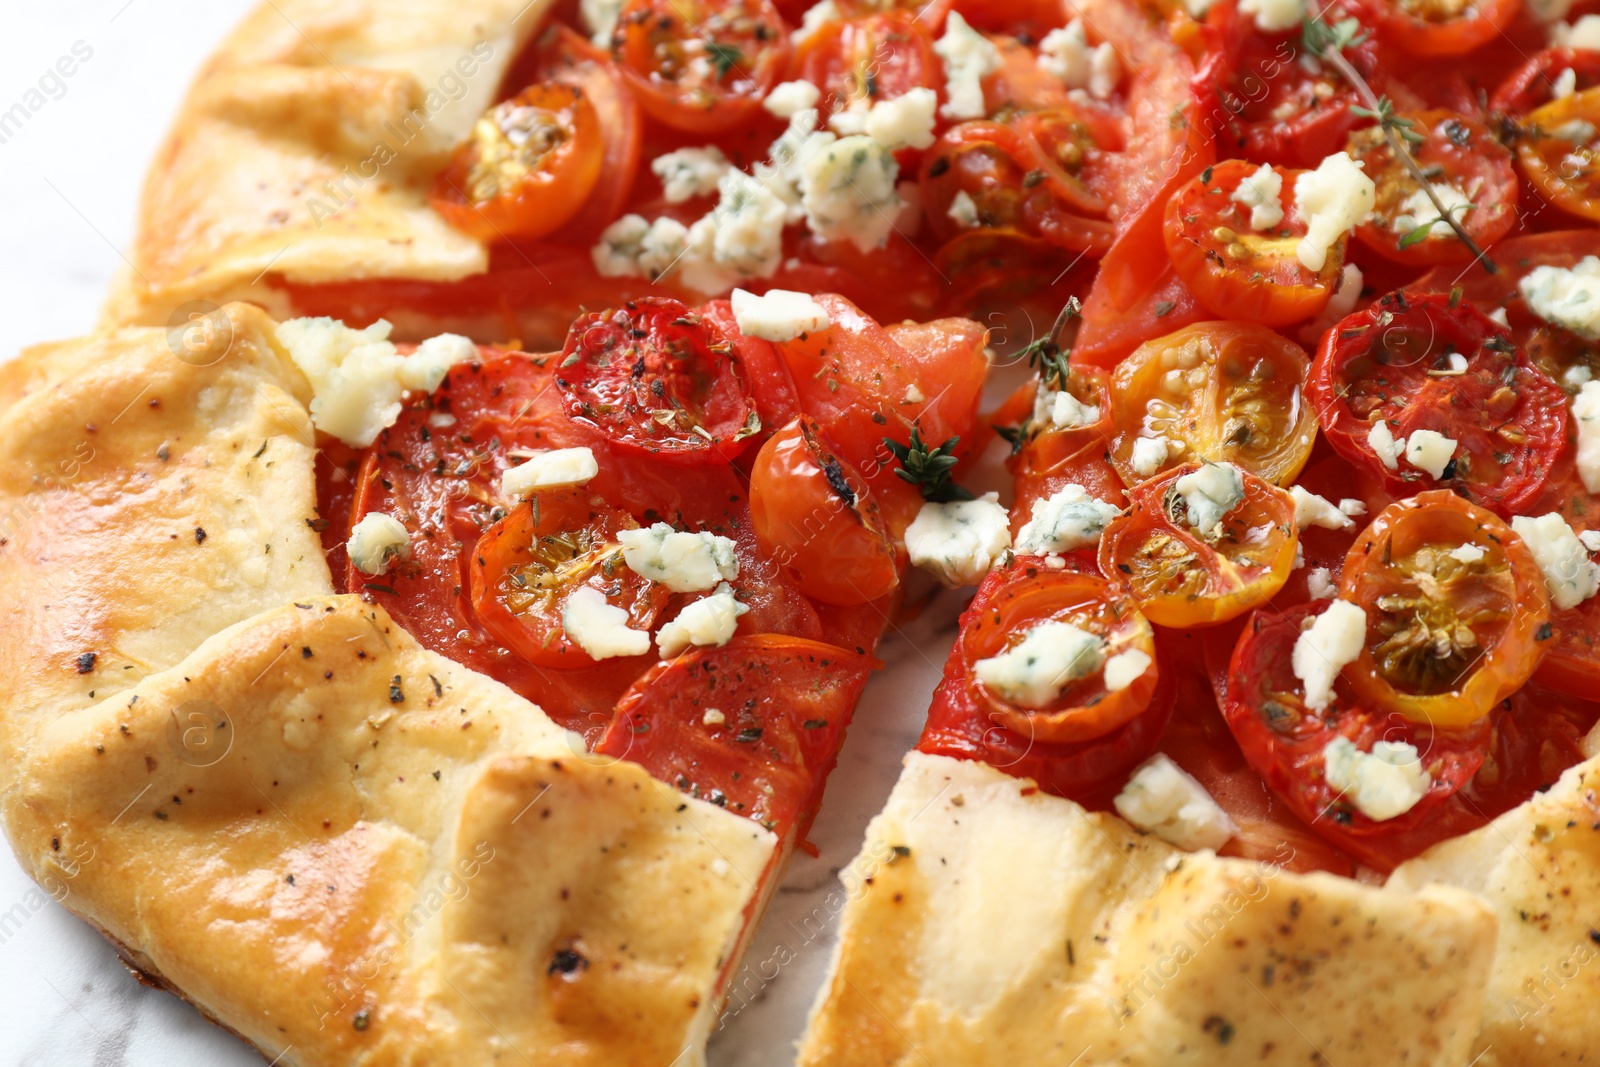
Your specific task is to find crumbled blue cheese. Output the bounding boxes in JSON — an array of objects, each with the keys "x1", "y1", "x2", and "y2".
[
  {"x1": 801, "y1": 134, "x2": 904, "y2": 252},
  {"x1": 1289, "y1": 485, "x2": 1355, "y2": 530},
  {"x1": 1553, "y1": 13, "x2": 1600, "y2": 47},
  {"x1": 562, "y1": 585, "x2": 651, "y2": 659},
  {"x1": 591, "y1": 215, "x2": 690, "y2": 281},
  {"x1": 1229, "y1": 164, "x2": 1285, "y2": 231},
  {"x1": 973, "y1": 620, "x2": 1103, "y2": 708},
  {"x1": 1368, "y1": 419, "x2": 1403, "y2": 470},
  {"x1": 935, "y1": 12, "x2": 1001, "y2": 120},
  {"x1": 1037, "y1": 22, "x2": 1120, "y2": 99},
  {"x1": 764, "y1": 79, "x2": 822, "y2": 118},
  {"x1": 617, "y1": 523, "x2": 739, "y2": 592},
  {"x1": 1238, "y1": 0, "x2": 1306, "y2": 31},
  {"x1": 347, "y1": 512, "x2": 409, "y2": 576},
  {"x1": 276, "y1": 318, "x2": 474, "y2": 447},
  {"x1": 1292, "y1": 598, "x2": 1366, "y2": 711},
  {"x1": 1034, "y1": 386, "x2": 1100, "y2": 428},
  {"x1": 1583, "y1": 529, "x2": 1600, "y2": 552},
  {"x1": 905, "y1": 492, "x2": 1012, "y2": 587},
  {"x1": 1404, "y1": 428, "x2": 1457, "y2": 479},
  {"x1": 1322, "y1": 737, "x2": 1431, "y2": 821},
  {"x1": 656, "y1": 583, "x2": 749, "y2": 657},
  {"x1": 652, "y1": 146, "x2": 731, "y2": 203},
  {"x1": 579, "y1": 0, "x2": 624, "y2": 44},
  {"x1": 500, "y1": 447, "x2": 599, "y2": 498},
  {"x1": 1129, "y1": 436, "x2": 1169, "y2": 478},
  {"x1": 1113, "y1": 754, "x2": 1238, "y2": 851},
  {"x1": 1103, "y1": 648, "x2": 1153, "y2": 692},
  {"x1": 1306, "y1": 567, "x2": 1337, "y2": 600},
  {"x1": 1449, "y1": 543, "x2": 1486, "y2": 563},
  {"x1": 1575, "y1": 381, "x2": 1600, "y2": 492},
  {"x1": 1014, "y1": 484, "x2": 1120, "y2": 555},
  {"x1": 863, "y1": 87, "x2": 939, "y2": 151},
  {"x1": 1511, "y1": 512, "x2": 1600, "y2": 610},
  {"x1": 1294, "y1": 152, "x2": 1375, "y2": 271},
  {"x1": 678, "y1": 171, "x2": 791, "y2": 292},
  {"x1": 1391, "y1": 181, "x2": 1473, "y2": 238},
  {"x1": 1173, "y1": 461, "x2": 1245, "y2": 533},
  {"x1": 947, "y1": 190, "x2": 981, "y2": 229},
  {"x1": 792, "y1": 0, "x2": 839, "y2": 43},
  {"x1": 730, "y1": 287, "x2": 831, "y2": 341},
  {"x1": 1520, "y1": 256, "x2": 1600, "y2": 340}
]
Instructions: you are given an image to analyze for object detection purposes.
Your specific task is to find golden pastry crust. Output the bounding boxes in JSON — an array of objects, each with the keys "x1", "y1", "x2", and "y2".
[
  {"x1": 798, "y1": 752, "x2": 1500, "y2": 1067},
  {"x1": 102, "y1": 0, "x2": 552, "y2": 331},
  {"x1": 0, "y1": 308, "x2": 776, "y2": 1066}
]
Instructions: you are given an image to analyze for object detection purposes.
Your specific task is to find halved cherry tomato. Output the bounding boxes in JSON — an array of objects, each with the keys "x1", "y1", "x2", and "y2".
[
  {"x1": 1371, "y1": 0, "x2": 1518, "y2": 56},
  {"x1": 612, "y1": 0, "x2": 790, "y2": 132},
  {"x1": 596, "y1": 635, "x2": 877, "y2": 840},
  {"x1": 429, "y1": 83, "x2": 604, "y2": 241},
  {"x1": 919, "y1": 558, "x2": 1175, "y2": 798},
  {"x1": 1224, "y1": 601, "x2": 1492, "y2": 870},
  {"x1": 1009, "y1": 372, "x2": 1126, "y2": 528},
  {"x1": 792, "y1": 10, "x2": 940, "y2": 119},
  {"x1": 1306, "y1": 291, "x2": 1569, "y2": 516},
  {"x1": 1163, "y1": 160, "x2": 1341, "y2": 326},
  {"x1": 1099, "y1": 461, "x2": 1298, "y2": 627},
  {"x1": 556, "y1": 297, "x2": 761, "y2": 463},
  {"x1": 1348, "y1": 110, "x2": 1518, "y2": 266},
  {"x1": 1490, "y1": 48, "x2": 1600, "y2": 114},
  {"x1": 957, "y1": 565, "x2": 1159, "y2": 742},
  {"x1": 1516, "y1": 86, "x2": 1600, "y2": 223},
  {"x1": 469, "y1": 490, "x2": 667, "y2": 669},
  {"x1": 1339, "y1": 491, "x2": 1550, "y2": 726},
  {"x1": 1107, "y1": 321, "x2": 1317, "y2": 486},
  {"x1": 749, "y1": 418, "x2": 901, "y2": 606}
]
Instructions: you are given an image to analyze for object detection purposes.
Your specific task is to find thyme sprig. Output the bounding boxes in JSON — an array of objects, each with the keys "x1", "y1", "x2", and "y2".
[{"x1": 884, "y1": 428, "x2": 974, "y2": 503}]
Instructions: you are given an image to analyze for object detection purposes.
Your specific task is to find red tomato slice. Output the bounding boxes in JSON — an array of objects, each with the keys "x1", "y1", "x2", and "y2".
[
  {"x1": 556, "y1": 297, "x2": 762, "y2": 464},
  {"x1": 429, "y1": 83, "x2": 604, "y2": 242},
  {"x1": 1516, "y1": 86, "x2": 1600, "y2": 224},
  {"x1": 1490, "y1": 47, "x2": 1600, "y2": 114},
  {"x1": 612, "y1": 0, "x2": 791, "y2": 133},
  {"x1": 595, "y1": 635, "x2": 877, "y2": 841},
  {"x1": 1348, "y1": 110, "x2": 1518, "y2": 266},
  {"x1": 792, "y1": 10, "x2": 940, "y2": 120},
  {"x1": 1370, "y1": 0, "x2": 1518, "y2": 56},
  {"x1": 1306, "y1": 291, "x2": 1569, "y2": 516}
]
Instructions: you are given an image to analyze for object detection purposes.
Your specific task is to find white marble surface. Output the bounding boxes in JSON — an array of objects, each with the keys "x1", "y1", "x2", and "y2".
[{"x1": 0, "y1": 6, "x2": 990, "y2": 1064}]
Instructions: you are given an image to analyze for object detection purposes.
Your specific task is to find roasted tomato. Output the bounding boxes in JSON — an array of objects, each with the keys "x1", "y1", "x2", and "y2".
[
  {"x1": 1008, "y1": 371, "x2": 1127, "y2": 524},
  {"x1": 596, "y1": 635, "x2": 877, "y2": 840},
  {"x1": 792, "y1": 9, "x2": 940, "y2": 120},
  {"x1": 1369, "y1": 0, "x2": 1518, "y2": 56},
  {"x1": 1339, "y1": 492, "x2": 1550, "y2": 727},
  {"x1": 469, "y1": 490, "x2": 668, "y2": 669},
  {"x1": 611, "y1": 0, "x2": 790, "y2": 132},
  {"x1": 1516, "y1": 87, "x2": 1600, "y2": 224},
  {"x1": 956, "y1": 565, "x2": 1160, "y2": 743},
  {"x1": 1099, "y1": 461, "x2": 1298, "y2": 628},
  {"x1": 556, "y1": 298, "x2": 761, "y2": 463},
  {"x1": 1107, "y1": 321, "x2": 1317, "y2": 486},
  {"x1": 1224, "y1": 601, "x2": 1492, "y2": 870},
  {"x1": 749, "y1": 418, "x2": 901, "y2": 606},
  {"x1": 429, "y1": 83, "x2": 604, "y2": 241},
  {"x1": 1347, "y1": 110, "x2": 1517, "y2": 266},
  {"x1": 1163, "y1": 159, "x2": 1341, "y2": 326},
  {"x1": 919, "y1": 559, "x2": 1175, "y2": 797},
  {"x1": 1306, "y1": 291, "x2": 1569, "y2": 516},
  {"x1": 1490, "y1": 48, "x2": 1600, "y2": 114}
]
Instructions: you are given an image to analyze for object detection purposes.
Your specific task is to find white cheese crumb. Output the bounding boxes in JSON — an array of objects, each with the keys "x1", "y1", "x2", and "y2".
[
  {"x1": 1489, "y1": 306, "x2": 1512, "y2": 328},
  {"x1": 1307, "y1": 567, "x2": 1337, "y2": 600},
  {"x1": 801, "y1": 134, "x2": 904, "y2": 253},
  {"x1": 974, "y1": 620, "x2": 1104, "y2": 708},
  {"x1": 1289, "y1": 485, "x2": 1355, "y2": 530},
  {"x1": 1368, "y1": 420, "x2": 1403, "y2": 470},
  {"x1": 500, "y1": 447, "x2": 599, "y2": 498},
  {"x1": 1511, "y1": 512, "x2": 1600, "y2": 610},
  {"x1": 1581, "y1": 529, "x2": 1600, "y2": 553},
  {"x1": 579, "y1": 0, "x2": 624, "y2": 44},
  {"x1": 947, "y1": 190, "x2": 981, "y2": 229},
  {"x1": 1575, "y1": 380, "x2": 1600, "y2": 493},
  {"x1": 1230, "y1": 164, "x2": 1285, "y2": 231},
  {"x1": 347, "y1": 512, "x2": 409, "y2": 576},
  {"x1": 1037, "y1": 23, "x2": 1120, "y2": 99},
  {"x1": 656, "y1": 582, "x2": 749, "y2": 657},
  {"x1": 703, "y1": 707, "x2": 726, "y2": 726},
  {"x1": 1322, "y1": 737, "x2": 1431, "y2": 822},
  {"x1": 1553, "y1": 66, "x2": 1579, "y2": 98},
  {"x1": 652, "y1": 146, "x2": 731, "y2": 204},
  {"x1": 864, "y1": 88, "x2": 939, "y2": 151},
  {"x1": 764, "y1": 79, "x2": 822, "y2": 118},
  {"x1": 1239, "y1": 0, "x2": 1306, "y2": 31},
  {"x1": 1114, "y1": 754, "x2": 1238, "y2": 851},
  {"x1": 1103, "y1": 648, "x2": 1153, "y2": 692},
  {"x1": 617, "y1": 524, "x2": 739, "y2": 593},
  {"x1": 1449, "y1": 543, "x2": 1486, "y2": 563},
  {"x1": 1391, "y1": 181, "x2": 1473, "y2": 239},
  {"x1": 1339, "y1": 498, "x2": 1366, "y2": 518},
  {"x1": 1521, "y1": 256, "x2": 1600, "y2": 340},
  {"x1": 1173, "y1": 462, "x2": 1245, "y2": 533},
  {"x1": 905, "y1": 492, "x2": 1012, "y2": 587},
  {"x1": 792, "y1": 0, "x2": 839, "y2": 43},
  {"x1": 1404, "y1": 428, "x2": 1457, "y2": 479},
  {"x1": 1035, "y1": 386, "x2": 1101, "y2": 428},
  {"x1": 1294, "y1": 152, "x2": 1375, "y2": 271},
  {"x1": 935, "y1": 12, "x2": 1001, "y2": 120},
  {"x1": 591, "y1": 214, "x2": 690, "y2": 282},
  {"x1": 1014, "y1": 484, "x2": 1120, "y2": 555},
  {"x1": 729, "y1": 287, "x2": 831, "y2": 341},
  {"x1": 1292, "y1": 598, "x2": 1366, "y2": 712},
  {"x1": 276, "y1": 318, "x2": 473, "y2": 447},
  {"x1": 562, "y1": 585, "x2": 651, "y2": 660},
  {"x1": 1129, "y1": 436, "x2": 1170, "y2": 478},
  {"x1": 1553, "y1": 13, "x2": 1600, "y2": 48}
]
